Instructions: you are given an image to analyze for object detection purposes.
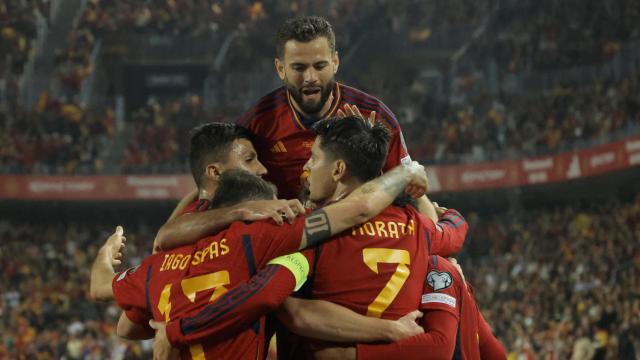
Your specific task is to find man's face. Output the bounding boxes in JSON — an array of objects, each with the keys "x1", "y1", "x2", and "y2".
[
  {"x1": 303, "y1": 137, "x2": 337, "y2": 204},
  {"x1": 222, "y1": 139, "x2": 268, "y2": 176},
  {"x1": 276, "y1": 37, "x2": 339, "y2": 115}
]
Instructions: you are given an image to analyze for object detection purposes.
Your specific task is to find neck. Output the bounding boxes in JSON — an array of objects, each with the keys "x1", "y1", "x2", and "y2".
[
  {"x1": 198, "y1": 185, "x2": 217, "y2": 200},
  {"x1": 291, "y1": 90, "x2": 334, "y2": 119},
  {"x1": 325, "y1": 178, "x2": 362, "y2": 205}
]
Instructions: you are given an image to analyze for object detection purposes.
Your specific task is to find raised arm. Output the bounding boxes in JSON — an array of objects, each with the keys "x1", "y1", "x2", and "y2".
[
  {"x1": 89, "y1": 226, "x2": 125, "y2": 301},
  {"x1": 427, "y1": 208, "x2": 469, "y2": 257}
]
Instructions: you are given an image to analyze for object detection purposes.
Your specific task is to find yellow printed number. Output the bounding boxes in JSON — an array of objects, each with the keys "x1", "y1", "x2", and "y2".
[
  {"x1": 362, "y1": 248, "x2": 411, "y2": 318},
  {"x1": 156, "y1": 271, "x2": 231, "y2": 360}
]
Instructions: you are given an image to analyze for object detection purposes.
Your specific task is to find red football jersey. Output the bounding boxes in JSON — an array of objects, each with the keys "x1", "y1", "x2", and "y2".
[
  {"x1": 237, "y1": 83, "x2": 411, "y2": 199},
  {"x1": 112, "y1": 217, "x2": 307, "y2": 360},
  {"x1": 306, "y1": 207, "x2": 467, "y2": 321},
  {"x1": 356, "y1": 256, "x2": 507, "y2": 360},
  {"x1": 181, "y1": 199, "x2": 211, "y2": 215}
]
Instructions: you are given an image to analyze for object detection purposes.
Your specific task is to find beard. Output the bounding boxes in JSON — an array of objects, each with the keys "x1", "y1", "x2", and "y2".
[{"x1": 285, "y1": 78, "x2": 335, "y2": 116}]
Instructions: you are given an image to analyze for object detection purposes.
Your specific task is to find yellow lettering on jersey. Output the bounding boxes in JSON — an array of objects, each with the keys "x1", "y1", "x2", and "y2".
[
  {"x1": 208, "y1": 241, "x2": 219, "y2": 259},
  {"x1": 363, "y1": 222, "x2": 376, "y2": 236},
  {"x1": 353, "y1": 221, "x2": 415, "y2": 239},
  {"x1": 407, "y1": 220, "x2": 415, "y2": 235},
  {"x1": 160, "y1": 254, "x2": 171, "y2": 270},
  {"x1": 171, "y1": 254, "x2": 183, "y2": 270},
  {"x1": 160, "y1": 254, "x2": 175, "y2": 271},
  {"x1": 388, "y1": 222, "x2": 399, "y2": 238},
  {"x1": 191, "y1": 251, "x2": 203, "y2": 266},
  {"x1": 161, "y1": 240, "x2": 231, "y2": 271},
  {"x1": 375, "y1": 221, "x2": 388, "y2": 238},
  {"x1": 179, "y1": 255, "x2": 191, "y2": 270},
  {"x1": 220, "y1": 239, "x2": 230, "y2": 255}
]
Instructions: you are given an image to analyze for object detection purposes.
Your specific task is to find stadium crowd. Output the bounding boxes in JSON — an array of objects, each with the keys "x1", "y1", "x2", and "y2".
[
  {"x1": 2, "y1": 195, "x2": 638, "y2": 358},
  {"x1": 468, "y1": 0, "x2": 640, "y2": 72},
  {"x1": 0, "y1": 93, "x2": 115, "y2": 174},
  {"x1": 464, "y1": 195, "x2": 640, "y2": 359},
  {"x1": 0, "y1": 218, "x2": 155, "y2": 359}
]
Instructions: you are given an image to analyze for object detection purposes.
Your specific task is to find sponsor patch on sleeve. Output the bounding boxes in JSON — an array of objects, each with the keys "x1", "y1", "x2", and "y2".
[{"x1": 422, "y1": 293, "x2": 456, "y2": 308}]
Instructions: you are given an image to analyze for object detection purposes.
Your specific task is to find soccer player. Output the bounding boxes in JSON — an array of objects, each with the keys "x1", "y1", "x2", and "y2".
[
  {"x1": 238, "y1": 15, "x2": 412, "y2": 200},
  {"x1": 156, "y1": 117, "x2": 467, "y2": 358},
  {"x1": 152, "y1": 122, "x2": 305, "y2": 251},
  {"x1": 90, "y1": 162, "x2": 430, "y2": 359}
]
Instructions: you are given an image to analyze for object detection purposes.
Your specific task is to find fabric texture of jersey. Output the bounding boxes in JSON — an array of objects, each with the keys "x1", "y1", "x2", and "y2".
[
  {"x1": 356, "y1": 255, "x2": 507, "y2": 360},
  {"x1": 112, "y1": 216, "x2": 306, "y2": 360}
]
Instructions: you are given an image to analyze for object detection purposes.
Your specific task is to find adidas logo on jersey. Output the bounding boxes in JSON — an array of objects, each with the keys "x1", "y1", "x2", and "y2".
[{"x1": 271, "y1": 141, "x2": 287, "y2": 153}]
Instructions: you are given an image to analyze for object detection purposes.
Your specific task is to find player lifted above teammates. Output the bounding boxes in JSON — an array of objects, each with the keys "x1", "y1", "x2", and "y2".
[{"x1": 238, "y1": 15, "x2": 411, "y2": 199}]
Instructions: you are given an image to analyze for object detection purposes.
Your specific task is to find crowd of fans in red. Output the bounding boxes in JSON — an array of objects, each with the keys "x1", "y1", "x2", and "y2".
[{"x1": 2, "y1": 195, "x2": 638, "y2": 358}]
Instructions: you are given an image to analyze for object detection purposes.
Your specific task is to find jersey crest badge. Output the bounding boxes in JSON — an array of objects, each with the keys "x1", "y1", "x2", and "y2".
[{"x1": 427, "y1": 270, "x2": 453, "y2": 291}]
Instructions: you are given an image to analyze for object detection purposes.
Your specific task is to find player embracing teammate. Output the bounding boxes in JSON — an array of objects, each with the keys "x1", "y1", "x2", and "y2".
[{"x1": 90, "y1": 15, "x2": 507, "y2": 360}]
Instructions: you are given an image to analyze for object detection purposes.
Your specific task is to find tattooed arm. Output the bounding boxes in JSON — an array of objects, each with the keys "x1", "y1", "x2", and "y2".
[{"x1": 299, "y1": 161, "x2": 428, "y2": 249}]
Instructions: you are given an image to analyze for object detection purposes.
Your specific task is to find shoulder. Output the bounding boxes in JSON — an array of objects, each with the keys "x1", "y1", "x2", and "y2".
[
  {"x1": 339, "y1": 83, "x2": 400, "y2": 130},
  {"x1": 426, "y1": 256, "x2": 463, "y2": 291},
  {"x1": 238, "y1": 87, "x2": 288, "y2": 127}
]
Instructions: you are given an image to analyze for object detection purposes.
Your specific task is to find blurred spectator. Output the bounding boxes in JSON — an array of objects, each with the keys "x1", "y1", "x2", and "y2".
[
  {"x1": 462, "y1": 194, "x2": 640, "y2": 359},
  {"x1": 0, "y1": 92, "x2": 114, "y2": 174}
]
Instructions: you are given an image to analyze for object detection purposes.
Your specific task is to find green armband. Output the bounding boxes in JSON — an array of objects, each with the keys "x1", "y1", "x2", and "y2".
[{"x1": 267, "y1": 252, "x2": 310, "y2": 291}]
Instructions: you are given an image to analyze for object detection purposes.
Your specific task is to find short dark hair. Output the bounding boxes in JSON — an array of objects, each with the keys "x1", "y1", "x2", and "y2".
[
  {"x1": 209, "y1": 170, "x2": 277, "y2": 209},
  {"x1": 312, "y1": 116, "x2": 390, "y2": 182},
  {"x1": 276, "y1": 16, "x2": 336, "y2": 59},
  {"x1": 189, "y1": 123, "x2": 254, "y2": 188}
]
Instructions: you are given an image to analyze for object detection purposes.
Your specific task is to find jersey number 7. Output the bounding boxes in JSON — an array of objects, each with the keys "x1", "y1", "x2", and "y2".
[{"x1": 363, "y1": 248, "x2": 411, "y2": 318}]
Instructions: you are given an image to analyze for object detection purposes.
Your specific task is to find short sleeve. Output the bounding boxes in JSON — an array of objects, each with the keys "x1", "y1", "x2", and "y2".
[
  {"x1": 112, "y1": 262, "x2": 150, "y2": 325},
  {"x1": 420, "y1": 256, "x2": 462, "y2": 320}
]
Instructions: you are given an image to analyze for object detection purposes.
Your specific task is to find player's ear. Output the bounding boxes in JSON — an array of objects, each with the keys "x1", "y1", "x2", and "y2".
[
  {"x1": 332, "y1": 160, "x2": 347, "y2": 181},
  {"x1": 332, "y1": 51, "x2": 339, "y2": 74},
  {"x1": 205, "y1": 163, "x2": 224, "y2": 182},
  {"x1": 275, "y1": 58, "x2": 286, "y2": 81}
]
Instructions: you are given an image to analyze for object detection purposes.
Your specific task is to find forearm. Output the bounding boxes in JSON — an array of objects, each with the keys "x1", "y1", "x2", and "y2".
[
  {"x1": 416, "y1": 195, "x2": 438, "y2": 223},
  {"x1": 431, "y1": 209, "x2": 469, "y2": 256},
  {"x1": 278, "y1": 298, "x2": 394, "y2": 343},
  {"x1": 166, "y1": 264, "x2": 297, "y2": 347},
  {"x1": 89, "y1": 247, "x2": 116, "y2": 301},
  {"x1": 117, "y1": 312, "x2": 154, "y2": 340},
  {"x1": 305, "y1": 165, "x2": 413, "y2": 249},
  {"x1": 155, "y1": 207, "x2": 242, "y2": 251},
  {"x1": 355, "y1": 165, "x2": 413, "y2": 220},
  {"x1": 357, "y1": 311, "x2": 457, "y2": 360}
]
